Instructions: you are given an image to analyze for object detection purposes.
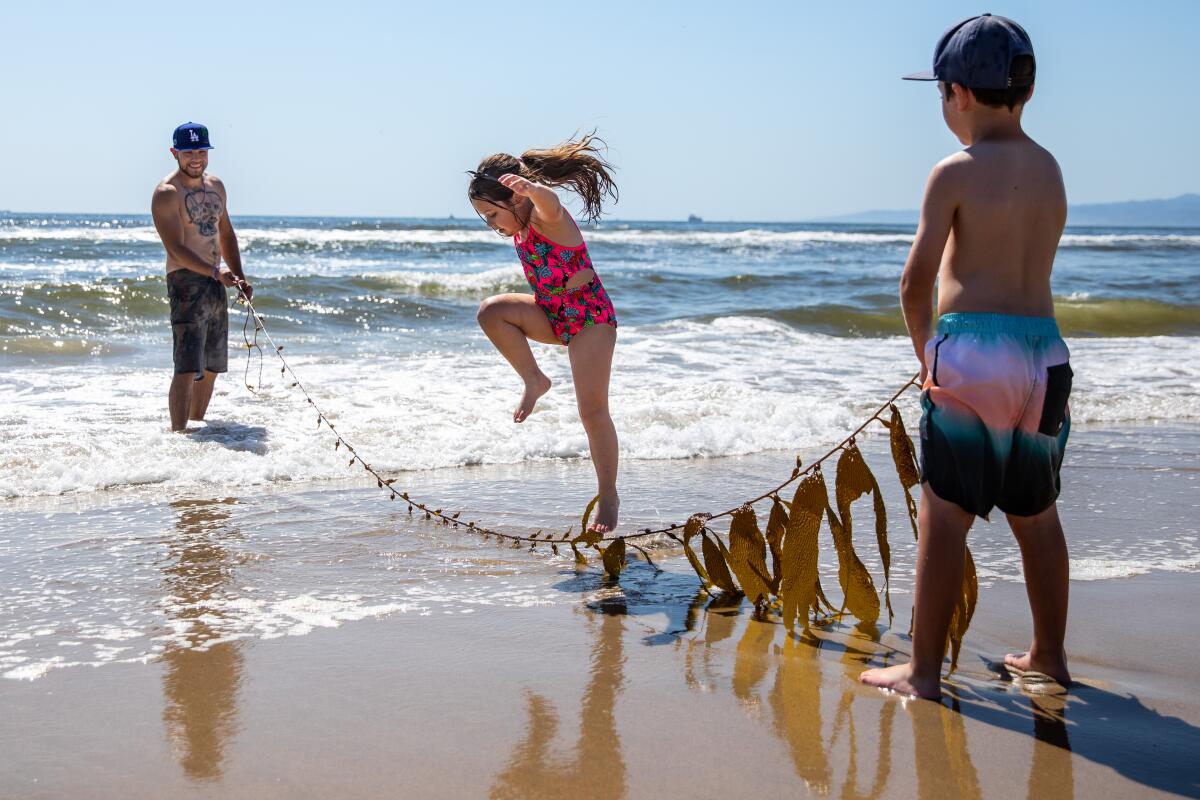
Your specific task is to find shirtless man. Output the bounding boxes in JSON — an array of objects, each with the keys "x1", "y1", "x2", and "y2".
[
  {"x1": 151, "y1": 122, "x2": 252, "y2": 432},
  {"x1": 859, "y1": 15, "x2": 1073, "y2": 699}
]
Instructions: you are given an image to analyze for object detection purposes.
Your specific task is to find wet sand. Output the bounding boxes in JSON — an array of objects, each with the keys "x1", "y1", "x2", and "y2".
[
  {"x1": 1, "y1": 424, "x2": 1199, "y2": 798},
  {"x1": 1, "y1": 570, "x2": 1198, "y2": 799}
]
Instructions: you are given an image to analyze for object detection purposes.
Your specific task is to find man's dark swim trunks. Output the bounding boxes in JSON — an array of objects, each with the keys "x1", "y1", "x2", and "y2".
[
  {"x1": 168, "y1": 269, "x2": 229, "y2": 377},
  {"x1": 919, "y1": 312, "x2": 1073, "y2": 519}
]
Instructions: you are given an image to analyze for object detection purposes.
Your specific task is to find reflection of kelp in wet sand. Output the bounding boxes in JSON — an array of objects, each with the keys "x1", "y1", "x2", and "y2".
[
  {"x1": 678, "y1": 595, "x2": 1200, "y2": 798},
  {"x1": 769, "y1": 635, "x2": 832, "y2": 792},
  {"x1": 160, "y1": 498, "x2": 245, "y2": 781},
  {"x1": 831, "y1": 625, "x2": 897, "y2": 800},
  {"x1": 491, "y1": 601, "x2": 627, "y2": 800},
  {"x1": 682, "y1": 603, "x2": 1088, "y2": 799},
  {"x1": 676, "y1": 597, "x2": 902, "y2": 796},
  {"x1": 755, "y1": 615, "x2": 899, "y2": 798}
]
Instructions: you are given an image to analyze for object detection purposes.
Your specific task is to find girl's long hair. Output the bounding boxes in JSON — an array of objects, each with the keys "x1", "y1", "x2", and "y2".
[{"x1": 467, "y1": 131, "x2": 617, "y2": 223}]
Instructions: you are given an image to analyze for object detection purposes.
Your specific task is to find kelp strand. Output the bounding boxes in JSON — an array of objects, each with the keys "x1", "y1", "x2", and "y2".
[{"x1": 237, "y1": 296, "x2": 984, "y2": 669}]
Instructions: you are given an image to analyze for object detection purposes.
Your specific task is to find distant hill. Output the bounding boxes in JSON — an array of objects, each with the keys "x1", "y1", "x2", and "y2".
[{"x1": 820, "y1": 193, "x2": 1200, "y2": 228}]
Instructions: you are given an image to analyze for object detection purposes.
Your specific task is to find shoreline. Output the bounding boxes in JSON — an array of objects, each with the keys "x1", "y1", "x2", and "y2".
[
  {"x1": 1, "y1": 569, "x2": 1196, "y2": 798},
  {"x1": 1, "y1": 415, "x2": 1197, "y2": 796}
]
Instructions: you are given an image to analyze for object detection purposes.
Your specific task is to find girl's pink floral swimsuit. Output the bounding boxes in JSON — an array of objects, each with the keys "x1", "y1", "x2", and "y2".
[{"x1": 514, "y1": 220, "x2": 618, "y2": 345}]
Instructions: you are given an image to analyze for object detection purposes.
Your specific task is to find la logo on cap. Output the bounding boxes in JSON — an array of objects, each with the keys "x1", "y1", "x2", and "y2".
[{"x1": 172, "y1": 121, "x2": 213, "y2": 151}]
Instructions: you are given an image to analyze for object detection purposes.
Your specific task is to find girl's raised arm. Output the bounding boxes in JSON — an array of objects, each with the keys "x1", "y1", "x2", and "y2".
[{"x1": 497, "y1": 173, "x2": 564, "y2": 225}]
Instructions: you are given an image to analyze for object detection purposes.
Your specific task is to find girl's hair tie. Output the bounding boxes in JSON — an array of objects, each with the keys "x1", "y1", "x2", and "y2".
[{"x1": 467, "y1": 169, "x2": 501, "y2": 183}]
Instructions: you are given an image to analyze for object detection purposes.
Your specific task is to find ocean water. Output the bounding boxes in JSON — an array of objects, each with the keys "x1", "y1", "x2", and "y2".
[
  {"x1": 1, "y1": 212, "x2": 1198, "y2": 681},
  {"x1": 2, "y1": 213, "x2": 1199, "y2": 495}
]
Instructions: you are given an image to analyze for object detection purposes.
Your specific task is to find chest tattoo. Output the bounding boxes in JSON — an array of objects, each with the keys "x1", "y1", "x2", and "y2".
[{"x1": 184, "y1": 186, "x2": 223, "y2": 238}]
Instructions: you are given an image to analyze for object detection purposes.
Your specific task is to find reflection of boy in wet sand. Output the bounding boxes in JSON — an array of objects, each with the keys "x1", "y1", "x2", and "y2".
[
  {"x1": 151, "y1": 122, "x2": 253, "y2": 431},
  {"x1": 860, "y1": 15, "x2": 1073, "y2": 699}
]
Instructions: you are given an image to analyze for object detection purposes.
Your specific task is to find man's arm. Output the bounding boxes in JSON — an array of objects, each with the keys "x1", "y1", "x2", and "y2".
[
  {"x1": 214, "y1": 180, "x2": 251, "y2": 299},
  {"x1": 151, "y1": 185, "x2": 223, "y2": 278},
  {"x1": 900, "y1": 161, "x2": 958, "y2": 381}
]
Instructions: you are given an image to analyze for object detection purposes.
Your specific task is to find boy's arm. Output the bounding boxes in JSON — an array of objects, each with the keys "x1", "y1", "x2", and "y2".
[
  {"x1": 151, "y1": 186, "x2": 222, "y2": 279},
  {"x1": 900, "y1": 162, "x2": 957, "y2": 381},
  {"x1": 497, "y1": 173, "x2": 565, "y2": 224}
]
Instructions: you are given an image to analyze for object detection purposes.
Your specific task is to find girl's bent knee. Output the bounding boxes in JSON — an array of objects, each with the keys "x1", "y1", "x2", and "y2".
[{"x1": 476, "y1": 297, "x2": 501, "y2": 326}]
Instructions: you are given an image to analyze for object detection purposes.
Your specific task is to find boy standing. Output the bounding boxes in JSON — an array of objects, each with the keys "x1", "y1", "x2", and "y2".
[{"x1": 860, "y1": 14, "x2": 1073, "y2": 699}]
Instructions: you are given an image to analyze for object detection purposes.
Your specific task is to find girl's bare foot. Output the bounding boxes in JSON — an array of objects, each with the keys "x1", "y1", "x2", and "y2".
[
  {"x1": 588, "y1": 492, "x2": 620, "y2": 533},
  {"x1": 859, "y1": 662, "x2": 943, "y2": 700},
  {"x1": 514, "y1": 373, "x2": 551, "y2": 423},
  {"x1": 1004, "y1": 651, "x2": 1071, "y2": 686}
]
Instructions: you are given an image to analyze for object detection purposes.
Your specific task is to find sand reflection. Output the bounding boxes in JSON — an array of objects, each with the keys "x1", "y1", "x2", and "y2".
[
  {"x1": 1025, "y1": 694, "x2": 1074, "y2": 799},
  {"x1": 725, "y1": 607, "x2": 1086, "y2": 798},
  {"x1": 909, "y1": 698, "x2": 981, "y2": 798},
  {"x1": 490, "y1": 600, "x2": 628, "y2": 800},
  {"x1": 681, "y1": 605, "x2": 989, "y2": 798},
  {"x1": 160, "y1": 498, "x2": 245, "y2": 782},
  {"x1": 770, "y1": 636, "x2": 831, "y2": 792},
  {"x1": 490, "y1": 562, "x2": 1167, "y2": 797}
]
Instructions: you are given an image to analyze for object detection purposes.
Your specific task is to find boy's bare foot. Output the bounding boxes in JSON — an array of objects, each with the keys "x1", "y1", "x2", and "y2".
[
  {"x1": 1004, "y1": 651, "x2": 1071, "y2": 686},
  {"x1": 514, "y1": 373, "x2": 551, "y2": 423},
  {"x1": 859, "y1": 662, "x2": 942, "y2": 700},
  {"x1": 588, "y1": 492, "x2": 620, "y2": 534}
]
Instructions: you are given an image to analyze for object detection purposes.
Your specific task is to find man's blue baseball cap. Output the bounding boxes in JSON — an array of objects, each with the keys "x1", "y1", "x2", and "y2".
[
  {"x1": 172, "y1": 122, "x2": 213, "y2": 151},
  {"x1": 903, "y1": 14, "x2": 1035, "y2": 90}
]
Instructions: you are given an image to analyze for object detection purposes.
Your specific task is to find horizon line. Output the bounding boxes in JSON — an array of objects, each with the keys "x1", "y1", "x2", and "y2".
[
  {"x1": 2, "y1": 192, "x2": 1196, "y2": 227},
  {"x1": 3, "y1": 211, "x2": 1199, "y2": 232}
]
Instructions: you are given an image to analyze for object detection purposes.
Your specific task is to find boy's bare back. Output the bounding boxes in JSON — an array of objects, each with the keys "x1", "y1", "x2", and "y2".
[
  {"x1": 864, "y1": 13, "x2": 1075, "y2": 701},
  {"x1": 934, "y1": 136, "x2": 1066, "y2": 317}
]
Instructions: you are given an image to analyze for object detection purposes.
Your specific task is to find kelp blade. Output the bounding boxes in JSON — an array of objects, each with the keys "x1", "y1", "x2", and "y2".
[
  {"x1": 825, "y1": 504, "x2": 880, "y2": 626},
  {"x1": 580, "y1": 494, "x2": 601, "y2": 532},
  {"x1": 725, "y1": 504, "x2": 772, "y2": 604},
  {"x1": 764, "y1": 498, "x2": 788, "y2": 594},
  {"x1": 872, "y1": 486, "x2": 893, "y2": 621},
  {"x1": 886, "y1": 404, "x2": 920, "y2": 540},
  {"x1": 835, "y1": 445, "x2": 892, "y2": 622},
  {"x1": 946, "y1": 546, "x2": 979, "y2": 674},
  {"x1": 601, "y1": 538, "x2": 627, "y2": 579},
  {"x1": 702, "y1": 532, "x2": 740, "y2": 595},
  {"x1": 570, "y1": 528, "x2": 603, "y2": 568},
  {"x1": 681, "y1": 514, "x2": 712, "y2": 587},
  {"x1": 682, "y1": 539, "x2": 711, "y2": 587},
  {"x1": 780, "y1": 474, "x2": 825, "y2": 633}
]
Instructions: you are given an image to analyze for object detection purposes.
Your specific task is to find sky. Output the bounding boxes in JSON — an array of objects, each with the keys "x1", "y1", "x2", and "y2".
[{"x1": 2, "y1": 1, "x2": 1197, "y2": 221}]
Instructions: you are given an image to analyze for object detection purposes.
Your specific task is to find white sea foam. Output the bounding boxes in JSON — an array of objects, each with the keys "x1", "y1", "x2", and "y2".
[
  {"x1": 371, "y1": 265, "x2": 524, "y2": 294},
  {"x1": 1, "y1": 318, "x2": 1197, "y2": 499},
  {"x1": 0, "y1": 226, "x2": 507, "y2": 247},
  {"x1": 1068, "y1": 555, "x2": 1200, "y2": 581},
  {"x1": 1059, "y1": 233, "x2": 1200, "y2": 247},
  {"x1": 0, "y1": 504, "x2": 583, "y2": 682},
  {"x1": 4, "y1": 223, "x2": 1197, "y2": 249},
  {"x1": 589, "y1": 229, "x2": 916, "y2": 247},
  {"x1": 2, "y1": 414, "x2": 1195, "y2": 683}
]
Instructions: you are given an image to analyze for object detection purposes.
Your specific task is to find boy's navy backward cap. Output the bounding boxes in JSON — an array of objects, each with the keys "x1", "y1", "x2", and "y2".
[
  {"x1": 172, "y1": 122, "x2": 213, "y2": 151},
  {"x1": 903, "y1": 13, "x2": 1035, "y2": 90}
]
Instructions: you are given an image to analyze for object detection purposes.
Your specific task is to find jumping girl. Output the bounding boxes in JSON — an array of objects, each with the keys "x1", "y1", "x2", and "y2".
[{"x1": 467, "y1": 134, "x2": 620, "y2": 533}]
